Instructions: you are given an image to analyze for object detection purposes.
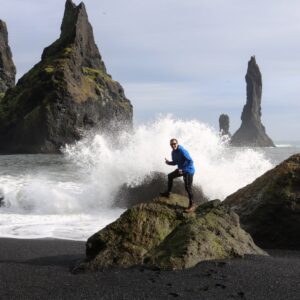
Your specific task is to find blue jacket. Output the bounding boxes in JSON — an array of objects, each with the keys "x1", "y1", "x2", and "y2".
[{"x1": 168, "y1": 145, "x2": 195, "y2": 174}]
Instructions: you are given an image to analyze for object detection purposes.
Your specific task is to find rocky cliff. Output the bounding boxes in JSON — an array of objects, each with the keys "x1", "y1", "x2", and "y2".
[
  {"x1": 0, "y1": 20, "x2": 16, "y2": 96},
  {"x1": 75, "y1": 195, "x2": 266, "y2": 272},
  {"x1": 231, "y1": 56, "x2": 274, "y2": 147},
  {"x1": 0, "y1": 0, "x2": 132, "y2": 153},
  {"x1": 224, "y1": 153, "x2": 300, "y2": 249}
]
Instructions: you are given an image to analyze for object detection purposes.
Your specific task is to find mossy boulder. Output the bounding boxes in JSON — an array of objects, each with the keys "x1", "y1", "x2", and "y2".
[
  {"x1": 114, "y1": 172, "x2": 208, "y2": 208},
  {"x1": 78, "y1": 194, "x2": 266, "y2": 272},
  {"x1": 224, "y1": 153, "x2": 300, "y2": 249},
  {"x1": 0, "y1": 0, "x2": 132, "y2": 153}
]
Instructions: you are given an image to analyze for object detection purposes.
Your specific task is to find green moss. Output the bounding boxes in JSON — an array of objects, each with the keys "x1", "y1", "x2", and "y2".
[
  {"x1": 0, "y1": 92, "x2": 4, "y2": 100},
  {"x1": 262, "y1": 172, "x2": 295, "y2": 205},
  {"x1": 118, "y1": 100, "x2": 132, "y2": 112},
  {"x1": 119, "y1": 204, "x2": 180, "y2": 248},
  {"x1": 147, "y1": 216, "x2": 230, "y2": 270},
  {"x1": 82, "y1": 67, "x2": 112, "y2": 82},
  {"x1": 44, "y1": 66, "x2": 55, "y2": 73},
  {"x1": 63, "y1": 47, "x2": 73, "y2": 55}
]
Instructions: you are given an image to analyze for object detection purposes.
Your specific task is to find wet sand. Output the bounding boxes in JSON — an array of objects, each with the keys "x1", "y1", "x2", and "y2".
[{"x1": 0, "y1": 238, "x2": 299, "y2": 299}]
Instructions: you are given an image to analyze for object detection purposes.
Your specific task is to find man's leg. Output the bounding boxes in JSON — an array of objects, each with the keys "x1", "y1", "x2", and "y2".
[
  {"x1": 183, "y1": 173, "x2": 194, "y2": 209},
  {"x1": 161, "y1": 169, "x2": 182, "y2": 197},
  {"x1": 167, "y1": 169, "x2": 182, "y2": 192}
]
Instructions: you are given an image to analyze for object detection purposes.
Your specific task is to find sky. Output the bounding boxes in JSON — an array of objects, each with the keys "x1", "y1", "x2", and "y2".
[{"x1": 1, "y1": 0, "x2": 300, "y2": 141}]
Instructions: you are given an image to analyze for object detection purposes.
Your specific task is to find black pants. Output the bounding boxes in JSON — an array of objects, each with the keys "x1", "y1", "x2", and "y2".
[{"x1": 167, "y1": 169, "x2": 194, "y2": 206}]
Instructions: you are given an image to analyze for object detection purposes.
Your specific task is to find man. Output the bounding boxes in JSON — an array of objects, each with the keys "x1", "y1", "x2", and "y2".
[{"x1": 160, "y1": 138, "x2": 196, "y2": 212}]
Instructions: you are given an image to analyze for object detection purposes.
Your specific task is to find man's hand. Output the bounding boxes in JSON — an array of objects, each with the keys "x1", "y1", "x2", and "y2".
[
  {"x1": 165, "y1": 158, "x2": 170, "y2": 165},
  {"x1": 178, "y1": 169, "x2": 183, "y2": 174}
]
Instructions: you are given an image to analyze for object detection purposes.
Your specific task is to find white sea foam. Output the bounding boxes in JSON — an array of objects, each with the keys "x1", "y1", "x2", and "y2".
[
  {"x1": 276, "y1": 144, "x2": 292, "y2": 148},
  {"x1": 0, "y1": 210, "x2": 124, "y2": 240},
  {"x1": 0, "y1": 116, "x2": 274, "y2": 240}
]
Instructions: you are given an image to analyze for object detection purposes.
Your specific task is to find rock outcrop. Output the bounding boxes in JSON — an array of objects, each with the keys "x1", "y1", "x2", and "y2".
[
  {"x1": 0, "y1": 0, "x2": 132, "y2": 153},
  {"x1": 114, "y1": 172, "x2": 207, "y2": 208},
  {"x1": 76, "y1": 195, "x2": 266, "y2": 272},
  {"x1": 219, "y1": 114, "x2": 231, "y2": 137},
  {"x1": 224, "y1": 153, "x2": 300, "y2": 249},
  {"x1": 231, "y1": 56, "x2": 274, "y2": 147},
  {"x1": 0, "y1": 20, "x2": 16, "y2": 96}
]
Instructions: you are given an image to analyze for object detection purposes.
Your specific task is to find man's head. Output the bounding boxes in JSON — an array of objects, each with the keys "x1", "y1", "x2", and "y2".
[{"x1": 170, "y1": 138, "x2": 178, "y2": 150}]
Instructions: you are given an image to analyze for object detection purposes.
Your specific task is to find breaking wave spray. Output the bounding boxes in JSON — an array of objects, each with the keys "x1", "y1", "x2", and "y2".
[{"x1": 64, "y1": 116, "x2": 272, "y2": 201}]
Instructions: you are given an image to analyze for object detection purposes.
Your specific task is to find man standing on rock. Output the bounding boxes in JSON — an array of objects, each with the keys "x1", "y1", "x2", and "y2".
[{"x1": 160, "y1": 138, "x2": 196, "y2": 212}]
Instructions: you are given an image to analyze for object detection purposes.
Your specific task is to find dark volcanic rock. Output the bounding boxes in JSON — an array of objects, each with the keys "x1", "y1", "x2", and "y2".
[
  {"x1": 0, "y1": 20, "x2": 16, "y2": 95},
  {"x1": 0, "y1": 0, "x2": 132, "y2": 154},
  {"x1": 0, "y1": 188, "x2": 4, "y2": 207},
  {"x1": 77, "y1": 196, "x2": 266, "y2": 271},
  {"x1": 114, "y1": 172, "x2": 208, "y2": 208},
  {"x1": 231, "y1": 56, "x2": 274, "y2": 147},
  {"x1": 224, "y1": 153, "x2": 300, "y2": 249},
  {"x1": 219, "y1": 114, "x2": 231, "y2": 137}
]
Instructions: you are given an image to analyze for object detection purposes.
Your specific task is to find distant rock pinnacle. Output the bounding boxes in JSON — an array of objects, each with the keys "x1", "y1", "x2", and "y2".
[
  {"x1": 0, "y1": 0, "x2": 132, "y2": 154},
  {"x1": 219, "y1": 114, "x2": 231, "y2": 137},
  {"x1": 0, "y1": 20, "x2": 16, "y2": 95},
  {"x1": 231, "y1": 56, "x2": 274, "y2": 147}
]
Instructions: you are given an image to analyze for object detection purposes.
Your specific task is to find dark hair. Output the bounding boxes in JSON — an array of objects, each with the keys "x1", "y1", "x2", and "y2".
[{"x1": 170, "y1": 138, "x2": 178, "y2": 144}]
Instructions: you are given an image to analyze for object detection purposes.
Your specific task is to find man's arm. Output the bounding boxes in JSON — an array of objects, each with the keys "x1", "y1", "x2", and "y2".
[{"x1": 165, "y1": 158, "x2": 176, "y2": 165}]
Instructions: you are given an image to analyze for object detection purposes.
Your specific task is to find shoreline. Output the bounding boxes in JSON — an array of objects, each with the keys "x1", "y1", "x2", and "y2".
[{"x1": 0, "y1": 237, "x2": 299, "y2": 299}]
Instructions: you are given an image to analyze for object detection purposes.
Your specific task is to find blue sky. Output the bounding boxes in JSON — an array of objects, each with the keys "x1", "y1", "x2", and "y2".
[{"x1": 1, "y1": 0, "x2": 300, "y2": 140}]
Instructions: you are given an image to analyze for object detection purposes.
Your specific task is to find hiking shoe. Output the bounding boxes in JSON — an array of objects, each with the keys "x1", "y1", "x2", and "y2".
[
  {"x1": 160, "y1": 191, "x2": 170, "y2": 198},
  {"x1": 185, "y1": 204, "x2": 196, "y2": 213}
]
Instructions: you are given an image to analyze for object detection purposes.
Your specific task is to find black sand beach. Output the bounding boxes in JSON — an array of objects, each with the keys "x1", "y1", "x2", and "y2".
[{"x1": 0, "y1": 238, "x2": 299, "y2": 299}]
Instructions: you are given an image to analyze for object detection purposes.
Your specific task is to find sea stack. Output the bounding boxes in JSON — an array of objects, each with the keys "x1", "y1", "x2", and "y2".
[
  {"x1": 231, "y1": 56, "x2": 274, "y2": 147},
  {"x1": 0, "y1": 20, "x2": 16, "y2": 96},
  {"x1": 0, "y1": 0, "x2": 132, "y2": 153},
  {"x1": 219, "y1": 114, "x2": 231, "y2": 137}
]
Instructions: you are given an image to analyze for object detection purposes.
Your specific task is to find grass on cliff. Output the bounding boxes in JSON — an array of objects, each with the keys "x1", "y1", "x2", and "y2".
[
  {"x1": 44, "y1": 66, "x2": 55, "y2": 73},
  {"x1": 82, "y1": 67, "x2": 112, "y2": 82}
]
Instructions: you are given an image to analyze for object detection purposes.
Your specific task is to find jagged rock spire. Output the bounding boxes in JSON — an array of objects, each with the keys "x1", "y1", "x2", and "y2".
[
  {"x1": 231, "y1": 56, "x2": 274, "y2": 147},
  {"x1": 0, "y1": 20, "x2": 16, "y2": 94},
  {"x1": 242, "y1": 56, "x2": 262, "y2": 124},
  {"x1": 219, "y1": 114, "x2": 231, "y2": 137},
  {"x1": 42, "y1": 0, "x2": 106, "y2": 71}
]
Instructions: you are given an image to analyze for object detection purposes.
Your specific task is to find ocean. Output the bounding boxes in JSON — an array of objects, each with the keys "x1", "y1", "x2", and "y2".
[{"x1": 0, "y1": 117, "x2": 299, "y2": 241}]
